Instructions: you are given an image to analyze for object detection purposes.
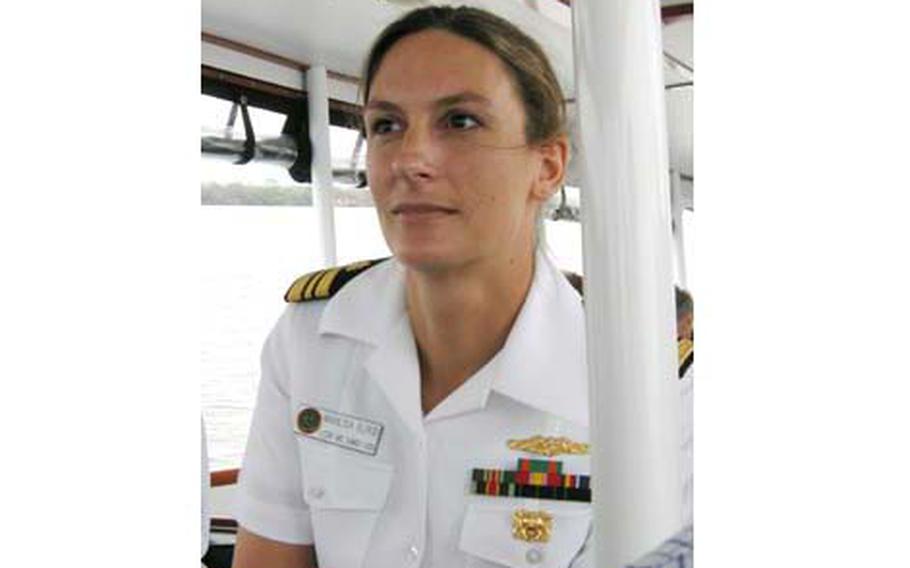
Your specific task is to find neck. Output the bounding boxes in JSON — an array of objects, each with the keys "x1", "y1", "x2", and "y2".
[{"x1": 406, "y1": 250, "x2": 536, "y2": 414}]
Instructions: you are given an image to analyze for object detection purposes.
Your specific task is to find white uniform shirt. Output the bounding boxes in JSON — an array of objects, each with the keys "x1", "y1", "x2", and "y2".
[{"x1": 237, "y1": 252, "x2": 593, "y2": 567}]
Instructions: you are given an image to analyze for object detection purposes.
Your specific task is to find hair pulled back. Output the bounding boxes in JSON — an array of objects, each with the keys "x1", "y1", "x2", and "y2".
[{"x1": 361, "y1": 6, "x2": 566, "y2": 145}]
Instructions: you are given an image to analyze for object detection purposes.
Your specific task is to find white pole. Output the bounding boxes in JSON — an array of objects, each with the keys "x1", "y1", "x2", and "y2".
[
  {"x1": 671, "y1": 168, "x2": 688, "y2": 289},
  {"x1": 571, "y1": 1, "x2": 682, "y2": 566},
  {"x1": 307, "y1": 65, "x2": 337, "y2": 266}
]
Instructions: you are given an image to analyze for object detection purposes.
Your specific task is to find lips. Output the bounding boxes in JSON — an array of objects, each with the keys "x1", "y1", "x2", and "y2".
[{"x1": 391, "y1": 203, "x2": 458, "y2": 216}]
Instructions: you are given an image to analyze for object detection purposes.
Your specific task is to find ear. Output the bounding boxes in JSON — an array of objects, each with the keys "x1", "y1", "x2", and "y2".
[{"x1": 530, "y1": 134, "x2": 569, "y2": 202}]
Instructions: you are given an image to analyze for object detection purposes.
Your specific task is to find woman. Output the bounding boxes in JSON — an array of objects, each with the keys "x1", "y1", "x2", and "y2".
[{"x1": 232, "y1": 7, "x2": 591, "y2": 567}]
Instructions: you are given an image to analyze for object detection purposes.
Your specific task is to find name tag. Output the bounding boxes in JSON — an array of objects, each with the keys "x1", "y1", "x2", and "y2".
[{"x1": 294, "y1": 405, "x2": 384, "y2": 456}]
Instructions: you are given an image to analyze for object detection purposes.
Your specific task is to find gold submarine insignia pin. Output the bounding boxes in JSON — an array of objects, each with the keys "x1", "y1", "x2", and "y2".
[{"x1": 506, "y1": 435, "x2": 590, "y2": 457}]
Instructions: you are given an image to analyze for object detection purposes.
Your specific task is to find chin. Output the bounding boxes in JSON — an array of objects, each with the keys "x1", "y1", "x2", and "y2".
[{"x1": 392, "y1": 244, "x2": 467, "y2": 273}]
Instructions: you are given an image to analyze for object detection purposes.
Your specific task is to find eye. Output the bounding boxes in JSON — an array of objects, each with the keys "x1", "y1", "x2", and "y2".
[
  {"x1": 368, "y1": 117, "x2": 402, "y2": 136},
  {"x1": 444, "y1": 111, "x2": 481, "y2": 130}
]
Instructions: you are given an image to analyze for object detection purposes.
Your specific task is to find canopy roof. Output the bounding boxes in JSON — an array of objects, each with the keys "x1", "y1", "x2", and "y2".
[{"x1": 202, "y1": 0, "x2": 693, "y2": 185}]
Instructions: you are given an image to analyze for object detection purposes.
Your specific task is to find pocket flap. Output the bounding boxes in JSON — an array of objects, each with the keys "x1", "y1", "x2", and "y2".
[
  {"x1": 300, "y1": 443, "x2": 394, "y2": 511},
  {"x1": 459, "y1": 501, "x2": 591, "y2": 567}
]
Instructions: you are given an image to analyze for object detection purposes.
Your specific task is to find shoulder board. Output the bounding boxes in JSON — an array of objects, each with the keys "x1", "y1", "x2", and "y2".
[
  {"x1": 678, "y1": 337, "x2": 694, "y2": 379},
  {"x1": 284, "y1": 258, "x2": 390, "y2": 303}
]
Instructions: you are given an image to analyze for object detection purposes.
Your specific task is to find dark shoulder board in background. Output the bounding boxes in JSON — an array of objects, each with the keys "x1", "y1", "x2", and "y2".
[{"x1": 285, "y1": 258, "x2": 390, "y2": 303}]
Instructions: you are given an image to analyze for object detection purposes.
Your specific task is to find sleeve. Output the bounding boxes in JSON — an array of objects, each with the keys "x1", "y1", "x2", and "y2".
[
  {"x1": 570, "y1": 525, "x2": 697, "y2": 568},
  {"x1": 568, "y1": 523, "x2": 594, "y2": 567},
  {"x1": 621, "y1": 526, "x2": 694, "y2": 568},
  {"x1": 235, "y1": 308, "x2": 315, "y2": 544}
]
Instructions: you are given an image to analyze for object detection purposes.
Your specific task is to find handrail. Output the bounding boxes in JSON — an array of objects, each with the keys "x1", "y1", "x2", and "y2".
[{"x1": 210, "y1": 468, "x2": 239, "y2": 487}]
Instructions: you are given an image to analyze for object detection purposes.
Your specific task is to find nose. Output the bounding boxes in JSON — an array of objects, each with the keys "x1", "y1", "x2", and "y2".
[{"x1": 391, "y1": 124, "x2": 437, "y2": 182}]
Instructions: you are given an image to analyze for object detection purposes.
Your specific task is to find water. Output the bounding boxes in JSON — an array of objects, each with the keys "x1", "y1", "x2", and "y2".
[{"x1": 200, "y1": 205, "x2": 583, "y2": 471}]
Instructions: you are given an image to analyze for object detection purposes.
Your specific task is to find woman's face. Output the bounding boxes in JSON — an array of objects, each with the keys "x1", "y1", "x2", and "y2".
[{"x1": 364, "y1": 30, "x2": 564, "y2": 272}]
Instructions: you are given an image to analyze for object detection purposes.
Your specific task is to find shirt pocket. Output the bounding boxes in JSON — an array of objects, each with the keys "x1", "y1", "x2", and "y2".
[
  {"x1": 299, "y1": 441, "x2": 394, "y2": 568},
  {"x1": 459, "y1": 500, "x2": 591, "y2": 568}
]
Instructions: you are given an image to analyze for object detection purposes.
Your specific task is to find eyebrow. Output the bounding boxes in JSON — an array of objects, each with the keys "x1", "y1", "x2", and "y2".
[{"x1": 364, "y1": 91, "x2": 493, "y2": 113}]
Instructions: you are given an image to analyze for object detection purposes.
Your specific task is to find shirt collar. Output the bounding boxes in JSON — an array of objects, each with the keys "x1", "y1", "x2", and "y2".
[
  {"x1": 317, "y1": 252, "x2": 589, "y2": 428},
  {"x1": 490, "y1": 251, "x2": 589, "y2": 427},
  {"x1": 317, "y1": 257, "x2": 406, "y2": 344}
]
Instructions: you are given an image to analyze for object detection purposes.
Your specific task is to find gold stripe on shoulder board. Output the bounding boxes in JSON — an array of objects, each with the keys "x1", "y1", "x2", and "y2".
[
  {"x1": 343, "y1": 260, "x2": 374, "y2": 272},
  {"x1": 285, "y1": 273, "x2": 312, "y2": 303},
  {"x1": 284, "y1": 258, "x2": 389, "y2": 303},
  {"x1": 314, "y1": 267, "x2": 342, "y2": 299},
  {"x1": 303, "y1": 269, "x2": 325, "y2": 300},
  {"x1": 678, "y1": 337, "x2": 694, "y2": 378},
  {"x1": 678, "y1": 338, "x2": 694, "y2": 366}
]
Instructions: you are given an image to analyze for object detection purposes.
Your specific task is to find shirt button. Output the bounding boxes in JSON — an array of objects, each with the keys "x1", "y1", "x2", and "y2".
[
  {"x1": 526, "y1": 548, "x2": 544, "y2": 564},
  {"x1": 307, "y1": 486, "x2": 325, "y2": 500}
]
